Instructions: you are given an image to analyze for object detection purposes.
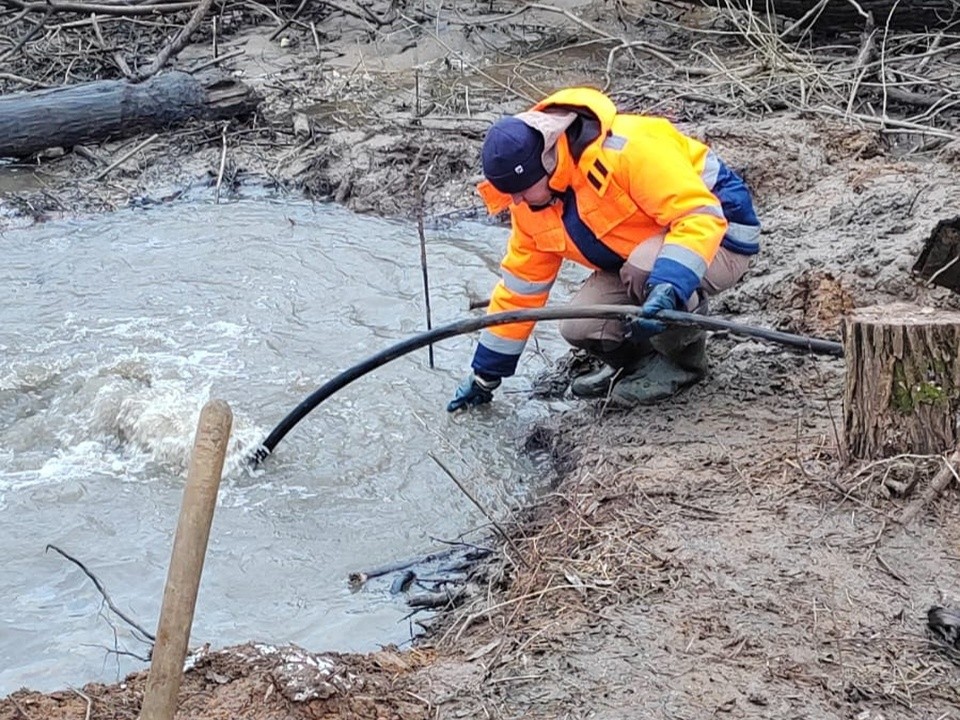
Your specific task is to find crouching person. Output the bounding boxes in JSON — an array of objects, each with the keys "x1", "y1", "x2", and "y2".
[{"x1": 448, "y1": 86, "x2": 760, "y2": 412}]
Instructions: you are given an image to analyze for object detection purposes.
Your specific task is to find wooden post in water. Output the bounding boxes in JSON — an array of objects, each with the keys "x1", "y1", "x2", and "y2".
[
  {"x1": 843, "y1": 303, "x2": 960, "y2": 460},
  {"x1": 139, "y1": 399, "x2": 232, "y2": 720}
]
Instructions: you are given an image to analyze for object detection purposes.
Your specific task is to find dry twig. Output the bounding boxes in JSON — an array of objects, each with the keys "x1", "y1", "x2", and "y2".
[
  {"x1": 429, "y1": 452, "x2": 530, "y2": 569},
  {"x1": 137, "y1": 0, "x2": 215, "y2": 78},
  {"x1": 69, "y1": 686, "x2": 93, "y2": 720},
  {"x1": 899, "y1": 446, "x2": 960, "y2": 526},
  {"x1": 45, "y1": 544, "x2": 156, "y2": 643},
  {"x1": 87, "y1": 133, "x2": 159, "y2": 181}
]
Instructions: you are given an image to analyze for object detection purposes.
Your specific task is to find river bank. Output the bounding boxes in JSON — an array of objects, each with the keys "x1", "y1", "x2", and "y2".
[{"x1": 3, "y1": 1, "x2": 960, "y2": 718}]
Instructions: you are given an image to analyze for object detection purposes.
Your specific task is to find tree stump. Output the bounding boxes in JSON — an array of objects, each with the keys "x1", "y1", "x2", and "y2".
[{"x1": 843, "y1": 303, "x2": 960, "y2": 460}]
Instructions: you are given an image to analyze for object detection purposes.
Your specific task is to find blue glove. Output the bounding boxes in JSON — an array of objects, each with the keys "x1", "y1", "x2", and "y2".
[
  {"x1": 447, "y1": 373, "x2": 501, "y2": 412},
  {"x1": 628, "y1": 283, "x2": 681, "y2": 343}
]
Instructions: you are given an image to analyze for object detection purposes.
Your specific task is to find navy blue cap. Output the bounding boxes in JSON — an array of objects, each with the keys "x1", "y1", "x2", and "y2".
[{"x1": 481, "y1": 117, "x2": 547, "y2": 194}]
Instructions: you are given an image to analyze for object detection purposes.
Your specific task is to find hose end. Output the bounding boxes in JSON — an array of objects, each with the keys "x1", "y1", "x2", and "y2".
[{"x1": 249, "y1": 445, "x2": 270, "y2": 467}]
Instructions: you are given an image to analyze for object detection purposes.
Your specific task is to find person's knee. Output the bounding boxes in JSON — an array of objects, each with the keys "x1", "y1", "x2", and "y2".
[
  {"x1": 559, "y1": 317, "x2": 597, "y2": 346},
  {"x1": 701, "y1": 248, "x2": 752, "y2": 296},
  {"x1": 620, "y1": 235, "x2": 662, "y2": 301},
  {"x1": 560, "y1": 317, "x2": 626, "y2": 353},
  {"x1": 619, "y1": 263, "x2": 649, "y2": 303}
]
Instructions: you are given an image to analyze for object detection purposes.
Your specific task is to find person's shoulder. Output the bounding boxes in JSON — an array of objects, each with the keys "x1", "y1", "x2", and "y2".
[
  {"x1": 614, "y1": 112, "x2": 675, "y2": 134},
  {"x1": 609, "y1": 115, "x2": 688, "y2": 156}
]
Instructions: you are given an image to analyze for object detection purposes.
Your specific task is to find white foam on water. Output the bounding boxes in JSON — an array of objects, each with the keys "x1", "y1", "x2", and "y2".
[
  {"x1": 1, "y1": 312, "x2": 269, "y2": 491},
  {"x1": 82, "y1": 373, "x2": 271, "y2": 482},
  {"x1": 0, "y1": 360, "x2": 69, "y2": 393}
]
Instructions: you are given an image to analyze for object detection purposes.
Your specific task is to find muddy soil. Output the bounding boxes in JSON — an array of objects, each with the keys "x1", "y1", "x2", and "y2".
[{"x1": 4, "y1": 1, "x2": 960, "y2": 718}]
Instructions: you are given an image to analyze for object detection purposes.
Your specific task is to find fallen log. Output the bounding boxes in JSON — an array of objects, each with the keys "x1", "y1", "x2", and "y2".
[
  {"x1": 678, "y1": 1, "x2": 960, "y2": 32},
  {"x1": 0, "y1": 71, "x2": 259, "y2": 159},
  {"x1": 843, "y1": 303, "x2": 960, "y2": 460}
]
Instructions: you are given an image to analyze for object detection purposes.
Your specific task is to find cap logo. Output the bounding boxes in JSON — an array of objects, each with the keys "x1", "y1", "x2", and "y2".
[{"x1": 514, "y1": 165, "x2": 524, "y2": 175}]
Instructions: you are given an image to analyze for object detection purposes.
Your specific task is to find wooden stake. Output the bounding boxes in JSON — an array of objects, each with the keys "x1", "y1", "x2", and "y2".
[{"x1": 140, "y1": 399, "x2": 232, "y2": 720}]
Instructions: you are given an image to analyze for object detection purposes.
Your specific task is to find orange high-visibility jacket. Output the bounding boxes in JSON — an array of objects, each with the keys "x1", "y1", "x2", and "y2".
[{"x1": 471, "y1": 87, "x2": 760, "y2": 379}]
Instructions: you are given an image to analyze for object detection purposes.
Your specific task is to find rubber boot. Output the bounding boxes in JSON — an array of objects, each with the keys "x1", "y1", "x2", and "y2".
[
  {"x1": 569, "y1": 343, "x2": 652, "y2": 398},
  {"x1": 609, "y1": 297, "x2": 709, "y2": 407}
]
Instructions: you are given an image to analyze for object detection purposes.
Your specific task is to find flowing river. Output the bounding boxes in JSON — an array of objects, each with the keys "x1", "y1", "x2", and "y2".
[{"x1": 0, "y1": 195, "x2": 583, "y2": 693}]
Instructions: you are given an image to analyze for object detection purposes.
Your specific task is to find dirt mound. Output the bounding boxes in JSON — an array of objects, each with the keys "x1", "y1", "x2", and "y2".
[{"x1": 2, "y1": 645, "x2": 439, "y2": 720}]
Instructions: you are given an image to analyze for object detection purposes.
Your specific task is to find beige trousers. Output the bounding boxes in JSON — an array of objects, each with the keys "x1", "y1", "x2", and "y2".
[{"x1": 559, "y1": 235, "x2": 752, "y2": 352}]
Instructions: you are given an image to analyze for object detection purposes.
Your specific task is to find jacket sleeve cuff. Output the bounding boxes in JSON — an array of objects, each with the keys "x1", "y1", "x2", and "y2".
[
  {"x1": 471, "y1": 344, "x2": 521, "y2": 379},
  {"x1": 648, "y1": 256, "x2": 701, "y2": 303}
]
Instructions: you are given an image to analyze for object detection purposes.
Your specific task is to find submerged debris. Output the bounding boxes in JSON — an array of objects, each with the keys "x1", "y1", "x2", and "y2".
[{"x1": 349, "y1": 542, "x2": 493, "y2": 612}]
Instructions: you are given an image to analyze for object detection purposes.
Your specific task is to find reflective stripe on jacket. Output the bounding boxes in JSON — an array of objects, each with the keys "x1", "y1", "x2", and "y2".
[{"x1": 472, "y1": 87, "x2": 760, "y2": 379}]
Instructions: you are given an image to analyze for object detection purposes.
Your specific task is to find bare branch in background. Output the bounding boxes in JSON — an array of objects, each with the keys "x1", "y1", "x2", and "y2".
[
  {"x1": 137, "y1": 0, "x2": 215, "y2": 79},
  {"x1": 1, "y1": 0, "x2": 200, "y2": 17}
]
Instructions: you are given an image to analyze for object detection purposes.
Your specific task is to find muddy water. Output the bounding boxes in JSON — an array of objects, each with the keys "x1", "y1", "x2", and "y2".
[{"x1": 0, "y1": 196, "x2": 582, "y2": 693}]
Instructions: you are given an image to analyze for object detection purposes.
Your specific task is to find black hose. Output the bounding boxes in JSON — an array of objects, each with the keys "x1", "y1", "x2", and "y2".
[{"x1": 251, "y1": 304, "x2": 843, "y2": 465}]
